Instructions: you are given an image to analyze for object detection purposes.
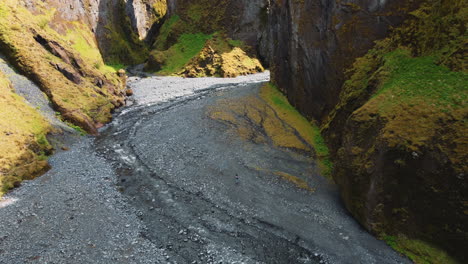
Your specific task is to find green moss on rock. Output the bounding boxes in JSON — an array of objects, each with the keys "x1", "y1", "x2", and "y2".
[
  {"x1": 323, "y1": 0, "x2": 467, "y2": 262},
  {"x1": 146, "y1": 33, "x2": 212, "y2": 74},
  {"x1": 0, "y1": 0, "x2": 126, "y2": 134},
  {"x1": 145, "y1": 0, "x2": 264, "y2": 76}
]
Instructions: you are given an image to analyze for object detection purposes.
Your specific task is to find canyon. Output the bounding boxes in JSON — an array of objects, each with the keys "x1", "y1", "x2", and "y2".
[{"x1": 0, "y1": 0, "x2": 466, "y2": 263}]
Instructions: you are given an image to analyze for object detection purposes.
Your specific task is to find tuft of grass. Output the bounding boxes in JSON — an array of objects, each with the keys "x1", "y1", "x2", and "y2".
[
  {"x1": 36, "y1": 134, "x2": 50, "y2": 147},
  {"x1": 67, "y1": 122, "x2": 87, "y2": 136},
  {"x1": 374, "y1": 49, "x2": 467, "y2": 112},
  {"x1": 153, "y1": 15, "x2": 180, "y2": 50},
  {"x1": 260, "y1": 83, "x2": 333, "y2": 178},
  {"x1": 227, "y1": 38, "x2": 244, "y2": 48},
  {"x1": 383, "y1": 235, "x2": 459, "y2": 264}
]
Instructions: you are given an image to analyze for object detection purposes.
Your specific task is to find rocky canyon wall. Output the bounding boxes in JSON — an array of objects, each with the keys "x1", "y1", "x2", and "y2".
[
  {"x1": 265, "y1": 0, "x2": 467, "y2": 262},
  {"x1": 22, "y1": 0, "x2": 166, "y2": 64},
  {"x1": 166, "y1": 0, "x2": 268, "y2": 49},
  {"x1": 266, "y1": 0, "x2": 421, "y2": 121}
]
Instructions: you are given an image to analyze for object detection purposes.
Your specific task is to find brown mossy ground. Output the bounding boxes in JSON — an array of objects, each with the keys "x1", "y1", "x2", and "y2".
[
  {"x1": 0, "y1": 0, "x2": 126, "y2": 134},
  {"x1": 0, "y1": 71, "x2": 52, "y2": 196},
  {"x1": 322, "y1": 0, "x2": 467, "y2": 262},
  {"x1": 146, "y1": 28, "x2": 263, "y2": 77},
  {"x1": 208, "y1": 83, "x2": 332, "y2": 179}
]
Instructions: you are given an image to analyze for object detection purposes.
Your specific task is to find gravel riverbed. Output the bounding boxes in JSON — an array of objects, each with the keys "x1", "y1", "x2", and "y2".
[{"x1": 0, "y1": 72, "x2": 410, "y2": 264}]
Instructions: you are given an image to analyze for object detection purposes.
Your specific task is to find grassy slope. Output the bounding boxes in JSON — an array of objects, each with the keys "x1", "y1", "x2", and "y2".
[
  {"x1": 157, "y1": 33, "x2": 213, "y2": 75},
  {"x1": 370, "y1": 49, "x2": 466, "y2": 155},
  {"x1": 63, "y1": 21, "x2": 122, "y2": 73},
  {"x1": 146, "y1": 0, "x2": 263, "y2": 76},
  {"x1": 0, "y1": 71, "x2": 52, "y2": 196},
  {"x1": 0, "y1": 0, "x2": 130, "y2": 195},
  {"x1": 0, "y1": 0, "x2": 125, "y2": 132}
]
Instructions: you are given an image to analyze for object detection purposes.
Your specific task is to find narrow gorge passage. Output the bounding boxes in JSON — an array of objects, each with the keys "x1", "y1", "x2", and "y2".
[{"x1": 94, "y1": 74, "x2": 410, "y2": 264}]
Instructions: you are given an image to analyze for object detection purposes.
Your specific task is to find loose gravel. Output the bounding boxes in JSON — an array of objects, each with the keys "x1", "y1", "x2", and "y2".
[
  {"x1": 126, "y1": 71, "x2": 270, "y2": 106},
  {"x1": 0, "y1": 139, "x2": 166, "y2": 263}
]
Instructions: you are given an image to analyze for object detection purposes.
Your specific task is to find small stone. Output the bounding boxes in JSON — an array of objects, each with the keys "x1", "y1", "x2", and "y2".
[{"x1": 126, "y1": 89, "x2": 134, "y2": 96}]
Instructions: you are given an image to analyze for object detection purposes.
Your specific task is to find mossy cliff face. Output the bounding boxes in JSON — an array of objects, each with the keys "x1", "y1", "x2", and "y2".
[
  {"x1": 125, "y1": 0, "x2": 167, "y2": 41},
  {"x1": 23, "y1": 0, "x2": 167, "y2": 65},
  {"x1": 144, "y1": 0, "x2": 267, "y2": 77},
  {"x1": 0, "y1": 0, "x2": 127, "y2": 134},
  {"x1": 266, "y1": 0, "x2": 421, "y2": 121},
  {"x1": 181, "y1": 34, "x2": 264, "y2": 78},
  {"x1": 166, "y1": 0, "x2": 267, "y2": 48},
  {"x1": 0, "y1": 71, "x2": 52, "y2": 196},
  {"x1": 92, "y1": 0, "x2": 155, "y2": 65},
  {"x1": 322, "y1": 0, "x2": 467, "y2": 262}
]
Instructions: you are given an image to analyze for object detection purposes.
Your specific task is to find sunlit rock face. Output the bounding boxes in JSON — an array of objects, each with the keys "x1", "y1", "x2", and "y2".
[{"x1": 21, "y1": 0, "x2": 166, "y2": 63}]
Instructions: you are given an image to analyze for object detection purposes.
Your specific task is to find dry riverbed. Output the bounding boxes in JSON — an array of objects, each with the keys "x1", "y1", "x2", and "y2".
[{"x1": 0, "y1": 72, "x2": 410, "y2": 263}]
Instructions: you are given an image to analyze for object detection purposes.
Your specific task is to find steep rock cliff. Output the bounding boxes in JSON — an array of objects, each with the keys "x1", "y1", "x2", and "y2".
[
  {"x1": 0, "y1": 0, "x2": 127, "y2": 134},
  {"x1": 266, "y1": 0, "x2": 421, "y2": 121},
  {"x1": 265, "y1": 0, "x2": 466, "y2": 262},
  {"x1": 321, "y1": 0, "x2": 467, "y2": 262},
  {"x1": 0, "y1": 0, "x2": 128, "y2": 195}
]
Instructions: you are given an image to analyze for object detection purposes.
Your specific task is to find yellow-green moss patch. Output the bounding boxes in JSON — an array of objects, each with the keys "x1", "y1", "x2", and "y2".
[
  {"x1": 182, "y1": 35, "x2": 264, "y2": 78},
  {"x1": 207, "y1": 83, "x2": 332, "y2": 179},
  {"x1": 0, "y1": 0, "x2": 125, "y2": 133},
  {"x1": 260, "y1": 83, "x2": 333, "y2": 178},
  {"x1": 253, "y1": 167, "x2": 315, "y2": 192},
  {"x1": 383, "y1": 235, "x2": 459, "y2": 264},
  {"x1": 0, "y1": 71, "x2": 52, "y2": 196}
]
